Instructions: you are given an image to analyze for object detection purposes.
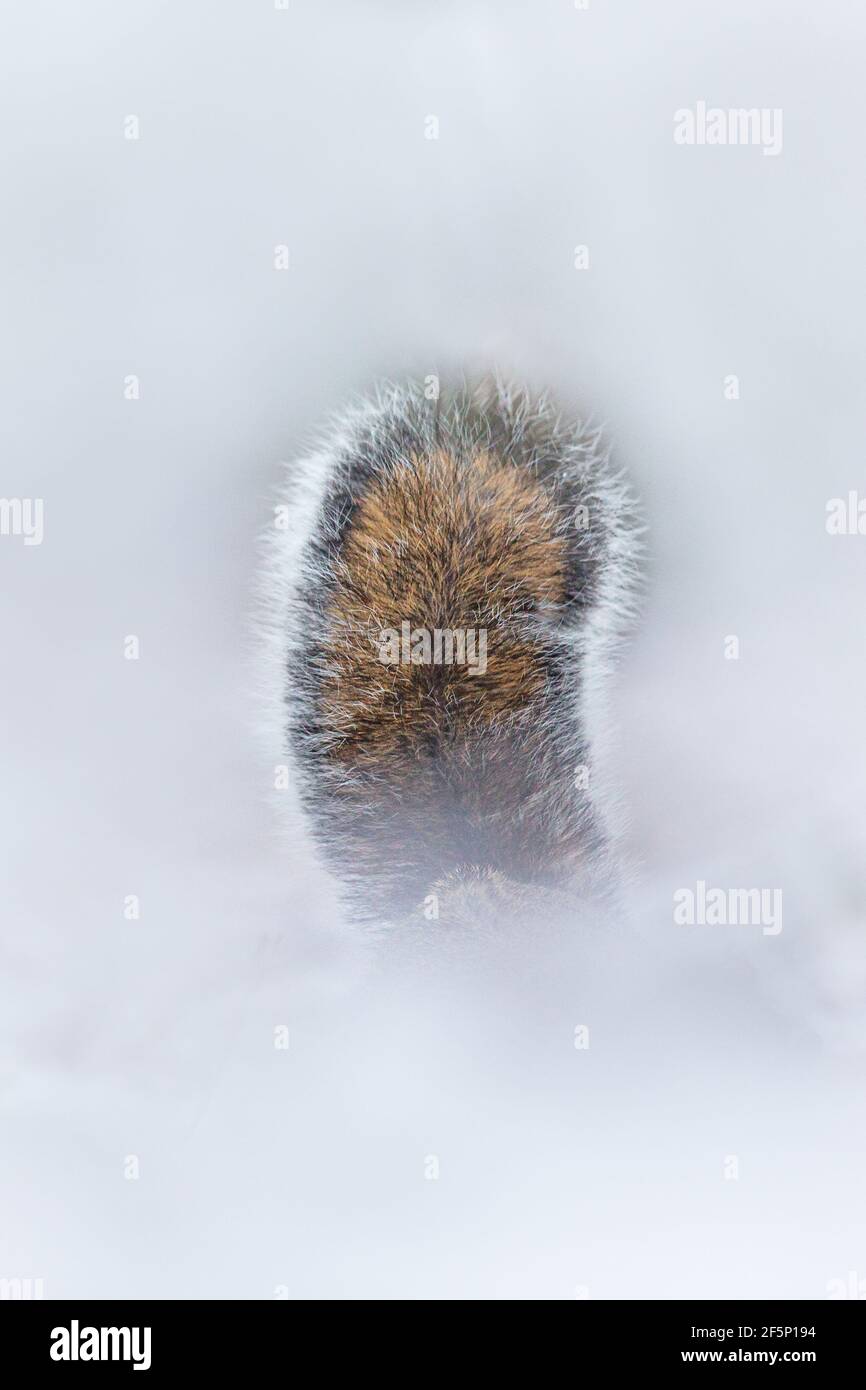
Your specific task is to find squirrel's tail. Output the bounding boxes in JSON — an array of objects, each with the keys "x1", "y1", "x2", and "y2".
[{"x1": 264, "y1": 377, "x2": 641, "y2": 929}]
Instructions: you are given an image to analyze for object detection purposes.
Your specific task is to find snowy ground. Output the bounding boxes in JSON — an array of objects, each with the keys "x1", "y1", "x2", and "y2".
[{"x1": 1, "y1": 0, "x2": 865, "y2": 1299}]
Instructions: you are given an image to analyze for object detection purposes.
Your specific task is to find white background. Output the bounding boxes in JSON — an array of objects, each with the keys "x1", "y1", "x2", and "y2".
[{"x1": 1, "y1": 0, "x2": 864, "y2": 1298}]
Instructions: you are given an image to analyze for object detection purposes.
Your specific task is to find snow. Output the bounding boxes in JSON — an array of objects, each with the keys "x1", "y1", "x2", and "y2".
[{"x1": 1, "y1": 0, "x2": 864, "y2": 1299}]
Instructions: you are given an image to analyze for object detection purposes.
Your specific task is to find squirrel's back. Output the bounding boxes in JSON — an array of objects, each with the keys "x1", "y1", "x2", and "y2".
[{"x1": 263, "y1": 379, "x2": 639, "y2": 929}]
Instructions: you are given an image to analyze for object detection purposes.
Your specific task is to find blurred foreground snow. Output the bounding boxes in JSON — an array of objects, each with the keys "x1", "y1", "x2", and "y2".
[{"x1": 1, "y1": 0, "x2": 864, "y2": 1298}]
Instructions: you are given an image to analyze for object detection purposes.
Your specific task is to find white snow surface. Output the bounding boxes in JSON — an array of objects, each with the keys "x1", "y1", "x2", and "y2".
[{"x1": 1, "y1": 0, "x2": 864, "y2": 1299}]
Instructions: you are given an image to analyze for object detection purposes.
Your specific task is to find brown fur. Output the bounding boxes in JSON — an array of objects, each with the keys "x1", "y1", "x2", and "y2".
[
  {"x1": 270, "y1": 379, "x2": 638, "y2": 926},
  {"x1": 321, "y1": 448, "x2": 565, "y2": 757},
  {"x1": 313, "y1": 447, "x2": 589, "y2": 911}
]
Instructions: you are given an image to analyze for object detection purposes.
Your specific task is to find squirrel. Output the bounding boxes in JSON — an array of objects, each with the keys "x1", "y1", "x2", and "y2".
[{"x1": 261, "y1": 378, "x2": 640, "y2": 931}]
